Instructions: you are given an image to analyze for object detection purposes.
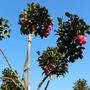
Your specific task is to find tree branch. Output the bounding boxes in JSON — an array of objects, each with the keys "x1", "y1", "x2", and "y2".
[
  {"x1": 0, "y1": 48, "x2": 13, "y2": 70},
  {"x1": 0, "y1": 48, "x2": 27, "y2": 90},
  {"x1": 0, "y1": 76, "x2": 22, "y2": 90}
]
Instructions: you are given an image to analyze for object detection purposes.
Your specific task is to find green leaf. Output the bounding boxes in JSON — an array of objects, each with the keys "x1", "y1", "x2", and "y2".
[
  {"x1": 37, "y1": 51, "x2": 40, "y2": 55},
  {"x1": 0, "y1": 26, "x2": 3, "y2": 31},
  {"x1": 57, "y1": 17, "x2": 62, "y2": 22},
  {"x1": 69, "y1": 56, "x2": 75, "y2": 63},
  {"x1": 78, "y1": 47, "x2": 85, "y2": 50},
  {"x1": 0, "y1": 35, "x2": 4, "y2": 40},
  {"x1": 79, "y1": 55, "x2": 83, "y2": 59},
  {"x1": 4, "y1": 30, "x2": 11, "y2": 37},
  {"x1": 1, "y1": 18, "x2": 8, "y2": 23},
  {"x1": 86, "y1": 31, "x2": 90, "y2": 34},
  {"x1": 65, "y1": 12, "x2": 70, "y2": 17}
]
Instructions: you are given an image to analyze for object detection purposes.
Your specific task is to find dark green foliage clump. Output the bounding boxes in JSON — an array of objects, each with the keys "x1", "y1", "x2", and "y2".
[
  {"x1": 56, "y1": 12, "x2": 90, "y2": 63},
  {"x1": 18, "y1": 2, "x2": 53, "y2": 38},
  {"x1": 37, "y1": 12, "x2": 90, "y2": 77},
  {"x1": 37, "y1": 47, "x2": 68, "y2": 77}
]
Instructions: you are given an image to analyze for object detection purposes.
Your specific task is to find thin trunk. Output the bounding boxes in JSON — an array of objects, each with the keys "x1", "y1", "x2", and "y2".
[
  {"x1": 27, "y1": 34, "x2": 32, "y2": 90},
  {"x1": 22, "y1": 50, "x2": 28, "y2": 89},
  {"x1": 44, "y1": 80, "x2": 50, "y2": 90},
  {"x1": 37, "y1": 75, "x2": 49, "y2": 90}
]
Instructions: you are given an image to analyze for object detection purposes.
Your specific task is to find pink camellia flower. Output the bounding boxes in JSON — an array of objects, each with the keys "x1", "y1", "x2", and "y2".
[
  {"x1": 76, "y1": 35, "x2": 87, "y2": 45},
  {"x1": 44, "y1": 67, "x2": 50, "y2": 75},
  {"x1": 43, "y1": 32, "x2": 49, "y2": 38},
  {"x1": 44, "y1": 24, "x2": 52, "y2": 31}
]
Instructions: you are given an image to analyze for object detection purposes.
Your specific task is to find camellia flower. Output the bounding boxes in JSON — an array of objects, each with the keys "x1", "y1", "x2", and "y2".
[
  {"x1": 44, "y1": 24, "x2": 52, "y2": 31},
  {"x1": 44, "y1": 65, "x2": 55, "y2": 75},
  {"x1": 44, "y1": 67, "x2": 50, "y2": 75},
  {"x1": 76, "y1": 35, "x2": 87, "y2": 45}
]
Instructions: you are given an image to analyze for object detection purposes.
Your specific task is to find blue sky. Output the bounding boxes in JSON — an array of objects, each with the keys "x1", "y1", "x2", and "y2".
[{"x1": 0, "y1": 0, "x2": 90, "y2": 90}]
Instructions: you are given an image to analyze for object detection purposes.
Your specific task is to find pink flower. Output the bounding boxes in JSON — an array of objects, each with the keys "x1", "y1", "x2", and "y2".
[
  {"x1": 44, "y1": 24, "x2": 52, "y2": 31},
  {"x1": 43, "y1": 32, "x2": 49, "y2": 38},
  {"x1": 44, "y1": 67, "x2": 50, "y2": 75},
  {"x1": 76, "y1": 35, "x2": 87, "y2": 45}
]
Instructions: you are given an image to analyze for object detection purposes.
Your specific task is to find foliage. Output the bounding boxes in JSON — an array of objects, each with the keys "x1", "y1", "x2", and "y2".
[
  {"x1": 37, "y1": 12, "x2": 90, "y2": 78},
  {"x1": 0, "y1": 18, "x2": 11, "y2": 40},
  {"x1": 18, "y1": 2, "x2": 53, "y2": 38},
  {"x1": 56, "y1": 12, "x2": 90, "y2": 63},
  {"x1": 37, "y1": 47, "x2": 68, "y2": 77},
  {"x1": 0, "y1": 68, "x2": 24, "y2": 90},
  {"x1": 73, "y1": 79, "x2": 90, "y2": 90},
  {"x1": 0, "y1": 2, "x2": 90, "y2": 90}
]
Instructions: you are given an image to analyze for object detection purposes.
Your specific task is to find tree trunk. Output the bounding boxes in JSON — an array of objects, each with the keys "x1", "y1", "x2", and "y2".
[
  {"x1": 44, "y1": 80, "x2": 50, "y2": 90},
  {"x1": 37, "y1": 75, "x2": 49, "y2": 90},
  {"x1": 27, "y1": 34, "x2": 32, "y2": 90}
]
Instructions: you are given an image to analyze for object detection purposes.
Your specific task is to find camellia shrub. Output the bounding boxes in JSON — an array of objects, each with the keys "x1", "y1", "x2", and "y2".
[
  {"x1": 18, "y1": 2, "x2": 54, "y2": 90},
  {"x1": 56, "y1": 12, "x2": 90, "y2": 63},
  {"x1": 37, "y1": 47, "x2": 68, "y2": 77},
  {"x1": 37, "y1": 12, "x2": 90, "y2": 90},
  {"x1": 0, "y1": 2, "x2": 90, "y2": 90},
  {"x1": 38, "y1": 12, "x2": 90, "y2": 78},
  {"x1": 18, "y1": 2, "x2": 53, "y2": 38}
]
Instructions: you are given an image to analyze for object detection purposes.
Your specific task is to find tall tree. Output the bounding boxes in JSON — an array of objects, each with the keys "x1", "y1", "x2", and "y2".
[
  {"x1": 37, "y1": 12, "x2": 90, "y2": 90},
  {"x1": 18, "y1": 2, "x2": 53, "y2": 90}
]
